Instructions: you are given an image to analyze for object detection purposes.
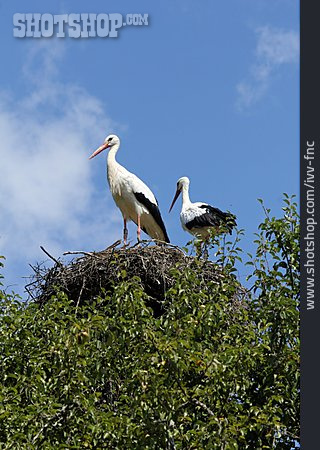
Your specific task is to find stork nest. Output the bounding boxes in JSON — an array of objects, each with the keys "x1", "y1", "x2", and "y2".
[{"x1": 27, "y1": 241, "x2": 247, "y2": 316}]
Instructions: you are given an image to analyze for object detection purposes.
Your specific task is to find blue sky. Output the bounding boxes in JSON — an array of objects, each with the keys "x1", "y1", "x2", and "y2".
[{"x1": 0, "y1": 0, "x2": 299, "y2": 295}]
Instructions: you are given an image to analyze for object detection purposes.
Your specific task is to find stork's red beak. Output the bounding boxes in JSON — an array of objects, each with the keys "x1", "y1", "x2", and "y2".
[
  {"x1": 89, "y1": 142, "x2": 110, "y2": 160},
  {"x1": 169, "y1": 188, "x2": 181, "y2": 212}
]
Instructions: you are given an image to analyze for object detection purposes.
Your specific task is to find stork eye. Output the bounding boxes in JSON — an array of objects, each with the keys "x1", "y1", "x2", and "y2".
[{"x1": 108, "y1": 137, "x2": 113, "y2": 142}]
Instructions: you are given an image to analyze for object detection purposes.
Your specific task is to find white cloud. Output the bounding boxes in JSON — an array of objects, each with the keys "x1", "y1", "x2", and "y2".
[
  {"x1": 236, "y1": 26, "x2": 299, "y2": 110},
  {"x1": 0, "y1": 41, "x2": 122, "y2": 289}
]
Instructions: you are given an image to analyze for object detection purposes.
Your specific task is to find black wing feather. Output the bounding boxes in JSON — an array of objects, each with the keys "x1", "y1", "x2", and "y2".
[
  {"x1": 133, "y1": 192, "x2": 170, "y2": 243},
  {"x1": 186, "y1": 204, "x2": 236, "y2": 234}
]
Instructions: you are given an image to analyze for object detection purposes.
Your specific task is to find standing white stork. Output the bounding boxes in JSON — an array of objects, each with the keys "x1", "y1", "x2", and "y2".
[
  {"x1": 169, "y1": 177, "x2": 236, "y2": 239},
  {"x1": 89, "y1": 134, "x2": 170, "y2": 245}
]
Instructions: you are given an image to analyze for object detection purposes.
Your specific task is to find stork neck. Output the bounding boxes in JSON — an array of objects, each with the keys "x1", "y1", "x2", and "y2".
[
  {"x1": 107, "y1": 143, "x2": 120, "y2": 164},
  {"x1": 181, "y1": 184, "x2": 191, "y2": 207}
]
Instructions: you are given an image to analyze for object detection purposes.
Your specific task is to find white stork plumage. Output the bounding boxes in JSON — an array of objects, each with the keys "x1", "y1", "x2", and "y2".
[
  {"x1": 89, "y1": 134, "x2": 170, "y2": 245},
  {"x1": 169, "y1": 177, "x2": 236, "y2": 239}
]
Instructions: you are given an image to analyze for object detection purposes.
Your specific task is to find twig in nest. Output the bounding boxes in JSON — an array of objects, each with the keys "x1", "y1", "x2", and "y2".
[
  {"x1": 121, "y1": 240, "x2": 133, "y2": 249},
  {"x1": 131, "y1": 239, "x2": 186, "y2": 254},
  {"x1": 63, "y1": 250, "x2": 96, "y2": 257},
  {"x1": 105, "y1": 240, "x2": 122, "y2": 250},
  {"x1": 29, "y1": 263, "x2": 38, "y2": 273},
  {"x1": 40, "y1": 246, "x2": 63, "y2": 267},
  {"x1": 24, "y1": 281, "x2": 37, "y2": 300},
  {"x1": 63, "y1": 240, "x2": 122, "y2": 258},
  {"x1": 97, "y1": 240, "x2": 122, "y2": 256}
]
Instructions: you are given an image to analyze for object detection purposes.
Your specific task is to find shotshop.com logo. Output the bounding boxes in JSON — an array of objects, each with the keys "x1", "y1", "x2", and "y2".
[{"x1": 13, "y1": 13, "x2": 149, "y2": 38}]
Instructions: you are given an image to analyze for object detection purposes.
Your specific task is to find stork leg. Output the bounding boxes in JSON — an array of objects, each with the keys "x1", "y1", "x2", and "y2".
[
  {"x1": 123, "y1": 218, "x2": 128, "y2": 246},
  {"x1": 137, "y1": 215, "x2": 141, "y2": 243}
]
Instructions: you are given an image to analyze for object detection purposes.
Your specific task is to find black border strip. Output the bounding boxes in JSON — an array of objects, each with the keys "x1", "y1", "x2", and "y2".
[{"x1": 300, "y1": 1, "x2": 320, "y2": 448}]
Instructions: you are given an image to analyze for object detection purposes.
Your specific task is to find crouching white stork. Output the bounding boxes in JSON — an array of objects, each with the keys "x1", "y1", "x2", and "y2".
[
  {"x1": 169, "y1": 176, "x2": 236, "y2": 239},
  {"x1": 89, "y1": 134, "x2": 170, "y2": 245}
]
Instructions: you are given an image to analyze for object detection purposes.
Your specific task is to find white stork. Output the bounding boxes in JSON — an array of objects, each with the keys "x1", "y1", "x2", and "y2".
[
  {"x1": 169, "y1": 176, "x2": 236, "y2": 239},
  {"x1": 89, "y1": 134, "x2": 170, "y2": 245}
]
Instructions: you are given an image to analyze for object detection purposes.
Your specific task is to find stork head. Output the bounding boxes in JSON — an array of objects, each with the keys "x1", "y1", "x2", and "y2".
[
  {"x1": 89, "y1": 134, "x2": 120, "y2": 159},
  {"x1": 169, "y1": 176, "x2": 190, "y2": 212}
]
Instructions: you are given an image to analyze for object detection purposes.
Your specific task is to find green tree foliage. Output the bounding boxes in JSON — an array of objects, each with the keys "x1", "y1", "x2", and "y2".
[{"x1": 0, "y1": 196, "x2": 299, "y2": 449}]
